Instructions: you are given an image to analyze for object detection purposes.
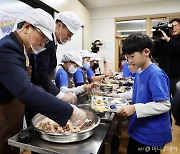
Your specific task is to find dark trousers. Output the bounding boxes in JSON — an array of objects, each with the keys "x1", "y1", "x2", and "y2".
[
  {"x1": 169, "y1": 76, "x2": 180, "y2": 97},
  {"x1": 127, "y1": 137, "x2": 163, "y2": 154},
  {"x1": 169, "y1": 76, "x2": 180, "y2": 125}
]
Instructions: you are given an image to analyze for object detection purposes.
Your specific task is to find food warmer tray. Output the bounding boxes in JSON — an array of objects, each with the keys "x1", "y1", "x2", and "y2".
[{"x1": 32, "y1": 109, "x2": 100, "y2": 143}]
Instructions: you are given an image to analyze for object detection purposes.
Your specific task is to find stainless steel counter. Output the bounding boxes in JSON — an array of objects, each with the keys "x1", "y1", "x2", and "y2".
[
  {"x1": 8, "y1": 90, "x2": 125, "y2": 154},
  {"x1": 8, "y1": 122, "x2": 111, "y2": 154}
]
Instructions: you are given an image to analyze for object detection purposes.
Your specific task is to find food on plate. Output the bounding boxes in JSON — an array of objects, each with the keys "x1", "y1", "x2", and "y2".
[
  {"x1": 91, "y1": 105, "x2": 108, "y2": 112},
  {"x1": 91, "y1": 96, "x2": 128, "y2": 112},
  {"x1": 118, "y1": 86, "x2": 125, "y2": 92},
  {"x1": 106, "y1": 83, "x2": 113, "y2": 87},
  {"x1": 90, "y1": 91, "x2": 103, "y2": 96},
  {"x1": 96, "y1": 99, "x2": 103, "y2": 104},
  {"x1": 36, "y1": 117, "x2": 94, "y2": 134},
  {"x1": 91, "y1": 96, "x2": 108, "y2": 112},
  {"x1": 91, "y1": 96, "x2": 107, "y2": 112}
]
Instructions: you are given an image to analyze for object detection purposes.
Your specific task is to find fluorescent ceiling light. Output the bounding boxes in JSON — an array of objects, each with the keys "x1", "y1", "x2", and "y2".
[
  {"x1": 116, "y1": 20, "x2": 146, "y2": 24},
  {"x1": 117, "y1": 29, "x2": 146, "y2": 32}
]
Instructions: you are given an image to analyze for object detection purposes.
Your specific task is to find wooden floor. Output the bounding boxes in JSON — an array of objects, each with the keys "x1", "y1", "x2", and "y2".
[
  {"x1": 22, "y1": 118, "x2": 180, "y2": 154},
  {"x1": 118, "y1": 118, "x2": 180, "y2": 154}
]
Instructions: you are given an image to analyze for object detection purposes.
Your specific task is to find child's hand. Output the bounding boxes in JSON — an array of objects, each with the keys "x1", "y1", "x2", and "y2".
[
  {"x1": 83, "y1": 84, "x2": 92, "y2": 91},
  {"x1": 117, "y1": 105, "x2": 135, "y2": 117},
  {"x1": 91, "y1": 82, "x2": 100, "y2": 88}
]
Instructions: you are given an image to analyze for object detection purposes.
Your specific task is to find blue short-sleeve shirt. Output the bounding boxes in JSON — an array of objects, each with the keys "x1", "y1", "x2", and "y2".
[
  {"x1": 73, "y1": 67, "x2": 84, "y2": 87},
  {"x1": 55, "y1": 67, "x2": 68, "y2": 88},
  {"x1": 86, "y1": 67, "x2": 94, "y2": 81},
  {"x1": 128, "y1": 63, "x2": 172, "y2": 146},
  {"x1": 122, "y1": 61, "x2": 136, "y2": 78}
]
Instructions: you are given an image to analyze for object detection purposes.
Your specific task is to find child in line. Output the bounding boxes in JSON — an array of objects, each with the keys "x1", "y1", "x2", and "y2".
[
  {"x1": 108, "y1": 63, "x2": 138, "y2": 100},
  {"x1": 55, "y1": 52, "x2": 95, "y2": 95},
  {"x1": 117, "y1": 33, "x2": 172, "y2": 154},
  {"x1": 119, "y1": 53, "x2": 136, "y2": 78}
]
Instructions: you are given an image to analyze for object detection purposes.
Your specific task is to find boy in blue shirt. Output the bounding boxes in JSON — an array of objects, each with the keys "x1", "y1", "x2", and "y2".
[
  {"x1": 117, "y1": 33, "x2": 172, "y2": 154},
  {"x1": 73, "y1": 50, "x2": 92, "y2": 87},
  {"x1": 122, "y1": 61, "x2": 136, "y2": 78}
]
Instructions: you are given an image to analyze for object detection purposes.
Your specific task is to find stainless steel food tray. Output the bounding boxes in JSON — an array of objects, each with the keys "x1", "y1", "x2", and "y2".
[
  {"x1": 32, "y1": 109, "x2": 100, "y2": 143},
  {"x1": 90, "y1": 96, "x2": 128, "y2": 113}
]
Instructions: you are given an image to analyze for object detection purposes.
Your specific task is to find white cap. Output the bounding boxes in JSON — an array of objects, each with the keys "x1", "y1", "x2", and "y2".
[
  {"x1": 90, "y1": 53, "x2": 101, "y2": 61},
  {"x1": 55, "y1": 11, "x2": 83, "y2": 34},
  {"x1": 79, "y1": 50, "x2": 91, "y2": 58},
  {"x1": 16, "y1": 8, "x2": 55, "y2": 41},
  {"x1": 61, "y1": 52, "x2": 82, "y2": 67}
]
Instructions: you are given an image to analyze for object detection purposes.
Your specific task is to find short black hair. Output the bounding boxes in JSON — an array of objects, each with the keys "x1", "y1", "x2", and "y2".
[
  {"x1": 169, "y1": 18, "x2": 180, "y2": 24},
  {"x1": 122, "y1": 33, "x2": 154, "y2": 55},
  {"x1": 55, "y1": 20, "x2": 67, "y2": 28},
  {"x1": 55, "y1": 19, "x2": 61, "y2": 23},
  {"x1": 92, "y1": 40, "x2": 103, "y2": 46},
  {"x1": 17, "y1": 21, "x2": 26, "y2": 29},
  {"x1": 94, "y1": 40, "x2": 101, "y2": 43},
  {"x1": 119, "y1": 53, "x2": 126, "y2": 62}
]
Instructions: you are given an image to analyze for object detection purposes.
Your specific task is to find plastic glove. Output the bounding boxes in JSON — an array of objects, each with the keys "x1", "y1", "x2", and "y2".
[
  {"x1": 84, "y1": 82, "x2": 100, "y2": 92},
  {"x1": 62, "y1": 93, "x2": 77, "y2": 104},
  {"x1": 90, "y1": 82, "x2": 100, "y2": 93},
  {"x1": 70, "y1": 105, "x2": 87, "y2": 127},
  {"x1": 91, "y1": 82, "x2": 100, "y2": 89}
]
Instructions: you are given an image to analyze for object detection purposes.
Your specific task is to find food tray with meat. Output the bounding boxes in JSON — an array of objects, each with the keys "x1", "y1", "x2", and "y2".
[{"x1": 32, "y1": 109, "x2": 100, "y2": 143}]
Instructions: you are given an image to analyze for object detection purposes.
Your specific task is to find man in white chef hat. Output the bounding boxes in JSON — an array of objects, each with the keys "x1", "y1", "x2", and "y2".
[
  {"x1": 31, "y1": 10, "x2": 83, "y2": 102},
  {"x1": 54, "y1": 11, "x2": 83, "y2": 44},
  {"x1": 26, "y1": 11, "x2": 83, "y2": 128},
  {"x1": 0, "y1": 8, "x2": 87, "y2": 154},
  {"x1": 15, "y1": 8, "x2": 55, "y2": 54}
]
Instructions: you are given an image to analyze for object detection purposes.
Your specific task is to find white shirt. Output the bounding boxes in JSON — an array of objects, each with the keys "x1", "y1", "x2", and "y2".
[{"x1": 95, "y1": 50, "x2": 106, "y2": 74}]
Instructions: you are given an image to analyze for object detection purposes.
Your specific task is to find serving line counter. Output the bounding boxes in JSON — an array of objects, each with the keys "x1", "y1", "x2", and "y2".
[
  {"x1": 8, "y1": 113, "x2": 123, "y2": 154},
  {"x1": 8, "y1": 122, "x2": 111, "y2": 154},
  {"x1": 8, "y1": 78, "x2": 131, "y2": 154}
]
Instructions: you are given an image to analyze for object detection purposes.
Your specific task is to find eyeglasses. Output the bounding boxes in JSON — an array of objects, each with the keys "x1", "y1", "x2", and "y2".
[
  {"x1": 35, "y1": 28, "x2": 49, "y2": 44},
  {"x1": 31, "y1": 25, "x2": 49, "y2": 44}
]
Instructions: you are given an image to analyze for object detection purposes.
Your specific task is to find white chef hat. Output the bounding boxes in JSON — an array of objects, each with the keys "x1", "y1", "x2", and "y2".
[
  {"x1": 79, "y1": 50, "x2": 91, "y2": 58},
  {"x1": 55, "y1": 11, "x2": 83, "y2": 34},
  {"x1": 15, "y1": 8, "x2": 55, "y2": 41},
  {"x1": 61, "y1": 52, "x2": 82, "y2": 67},
  {"x1": 90, "y1": 53, "x2": 101, "y2": 61}
]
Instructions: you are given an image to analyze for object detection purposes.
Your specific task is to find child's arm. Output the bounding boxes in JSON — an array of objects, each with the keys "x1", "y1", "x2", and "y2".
[
  {"x1": 117, "y1": 105, "x2": 135, "y2": 116},
  {"x1": 134, "y1": 100, "x2": 171, "y2": 118},
  {"x1": 108, "y1": 89, "x2": 133, "y2": 100},
  {"x1": 117, "y1": 100, "x2": 170, "y2": 117}
]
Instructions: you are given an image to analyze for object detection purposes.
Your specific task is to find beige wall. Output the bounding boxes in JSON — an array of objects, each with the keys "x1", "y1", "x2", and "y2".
[
  {"x1": 44, "y1": 0, "x2": 180, "y2": 72},
  {"x1": 45, "y1": 0, "x2": 91, "y2": 50},
  {"x1": 90, "y1": 0, "x2": 180, "y2": 19},
  {"x1": 88, "y1": 0, "x2": 180, "y2": 71},
  {"x1": 90, "y1": 18, "x2": 116, "y2": 72}
]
